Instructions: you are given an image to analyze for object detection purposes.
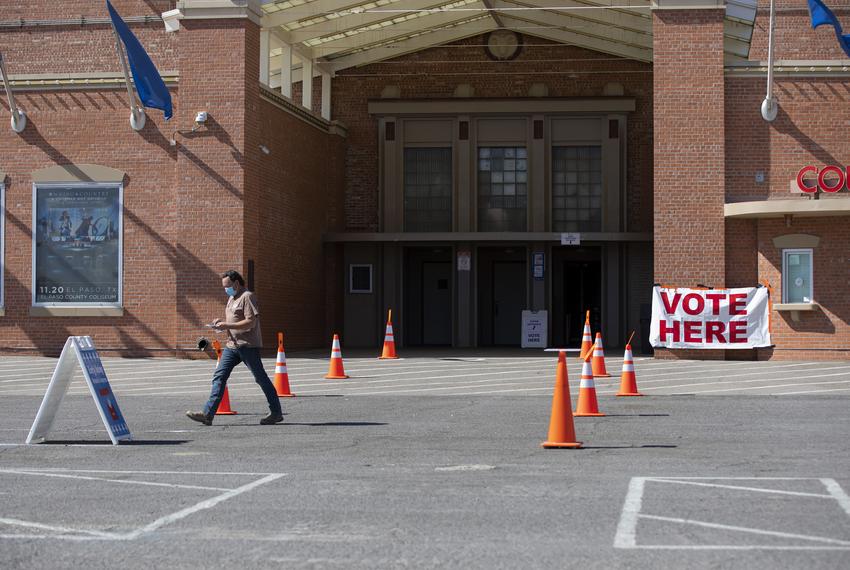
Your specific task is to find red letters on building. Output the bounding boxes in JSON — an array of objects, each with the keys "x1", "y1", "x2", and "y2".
[{"x1": 797, "y1": 165, "x2": 848, "y2": 193}]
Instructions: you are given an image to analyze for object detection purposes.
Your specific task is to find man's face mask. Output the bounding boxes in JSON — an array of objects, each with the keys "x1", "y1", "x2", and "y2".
[{"x1": 225, "y1": 286, "x2": 236, "y2": 297}]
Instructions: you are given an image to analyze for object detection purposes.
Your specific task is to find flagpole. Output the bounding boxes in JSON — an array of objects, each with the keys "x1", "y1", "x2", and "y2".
[
  {"x1": 0, "y1": 51, "x2": 27, "y2": 133},
  {"x1": 109, "y1": 22, "x2": 145, "y2": 131},
  {"x1": 761, "y1": 0, "x2": 778, "y2": 121}
]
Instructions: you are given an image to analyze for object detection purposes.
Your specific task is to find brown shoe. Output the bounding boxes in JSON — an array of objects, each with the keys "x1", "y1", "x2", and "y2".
[{"x1": 186, "y1": 411, "x2": 213, "y2": 426}]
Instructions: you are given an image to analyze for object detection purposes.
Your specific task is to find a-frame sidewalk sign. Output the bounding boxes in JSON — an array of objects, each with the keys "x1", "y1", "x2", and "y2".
[{"x1": 27, "y1": 336, "x2": 132, "y2": 445}]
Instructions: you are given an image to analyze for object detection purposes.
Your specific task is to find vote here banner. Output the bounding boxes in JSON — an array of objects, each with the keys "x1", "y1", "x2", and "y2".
[{"x1": 649, "y1": 286, "x2": 772, "y2": 349}]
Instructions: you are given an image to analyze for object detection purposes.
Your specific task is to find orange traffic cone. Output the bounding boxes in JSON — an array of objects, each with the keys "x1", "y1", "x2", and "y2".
[
  {"x1": 274, "y1": 332, "x2": 294, "y2": 397},
  {"x1": 325, "y1": 334, "x2": 349, "y2": 379},
  {"x1": 578, "y1": 310, "x2": 593, "y2": 360},
  {"x1": 541, "y1": 351, "x2": 582, "y2": 449},
  {"x1": 591, "y1": 333, "x2": 611, "y2": 378},
  {"x1": 211, "y1": 340, "x2": 237, "y2": 415},
  {"x1": 574, "y1": 352, "x2": 605, "y2": 417},
  {"x1": 379, "y1": 309, "x2": 399, "y2": 360},
  {"x1": 617, "y1": 344, "x2": 643, "y2": 397}
]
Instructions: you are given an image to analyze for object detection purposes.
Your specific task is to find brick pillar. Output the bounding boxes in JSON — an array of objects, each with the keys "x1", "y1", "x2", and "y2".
[
  {"x1": 653, "y1": 1, "x2": 726, "y2": 358},
  {"x1": 174, "y1": 0, "x2": 261, "y2": 354}
]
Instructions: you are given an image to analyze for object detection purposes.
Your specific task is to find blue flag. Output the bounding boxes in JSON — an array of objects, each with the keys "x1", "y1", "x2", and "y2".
[
  {"x1": 106, "y1": 0, "x2": 173, "y2": 120},
  {"x1": 807, "y1": 0, "x2": 850, "y2": 58}
]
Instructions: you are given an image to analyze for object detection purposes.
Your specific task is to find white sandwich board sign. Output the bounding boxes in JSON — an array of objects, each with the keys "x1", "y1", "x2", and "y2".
[{"x1": 27, "y1": 336, "x2": 131, "y2": 445}]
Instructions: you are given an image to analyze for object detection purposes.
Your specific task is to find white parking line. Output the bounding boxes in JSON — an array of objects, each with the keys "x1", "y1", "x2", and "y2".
[
  {"x1": 0, "y1": 469, "x2": 286, "y2": 542},
  {"x1": 638, "y1": 514, "x2": 850, "y2": 546},
  {"x1": 614, "y1": 477, "x2": 850, "y2": 551},
  {"x1": 1, "y1": 470, "x2": 231, "y2": 492}
]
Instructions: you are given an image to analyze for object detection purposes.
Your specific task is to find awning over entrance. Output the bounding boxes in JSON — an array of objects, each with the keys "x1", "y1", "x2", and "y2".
[
  {"x1": 724, "y1": 198, "x2": 850, "y2": 219},
  {"x1": 258, "y1": 0, "x2": 758, "y2": 79}
]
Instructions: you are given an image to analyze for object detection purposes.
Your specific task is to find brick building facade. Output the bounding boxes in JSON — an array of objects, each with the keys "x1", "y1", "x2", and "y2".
[{"x1": 0, "y1": 0, "x2": 847, "y2": 359}]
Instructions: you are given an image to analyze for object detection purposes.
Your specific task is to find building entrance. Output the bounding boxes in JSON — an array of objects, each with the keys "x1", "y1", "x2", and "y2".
[
  {"x1": 478, "y1": 247, "x2": 527, "y2": 346},
  {"x1": 404, "y1": 247, "x2": 452, "y2": 346},
  {"x1": 551, "y1": 247, "x2": 602, "y2": 348}
]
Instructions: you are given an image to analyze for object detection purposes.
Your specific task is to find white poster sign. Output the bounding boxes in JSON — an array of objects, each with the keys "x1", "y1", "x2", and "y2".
[
  {"x1": 649, "y1": 286, "x2": 772, "y2": 349},
  {"x1": 457, "y1": 250, "x2": 471, "y2": 271},
  {"x1": 560, "y1": 233, "x2": 581, "y2": 246},
  {"x1": 27, "y1": 336, "x2": 132, "y2": 445},
  {"x1": 521, "y1": 310, "x2": 548, "y2": 348}
]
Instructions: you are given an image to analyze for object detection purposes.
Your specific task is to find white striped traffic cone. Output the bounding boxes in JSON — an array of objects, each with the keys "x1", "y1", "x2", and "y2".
[
  {"x1": 574, "y1": 353, "x2": 605, "y2": 417},
  {"x1": 579, "y1": 310, "x2": 593, "y2": 360},
  {"x1": 591, "y1": 333, "x2": 611, "y2": 378},
  {"x1": 325, "y1": 334, "x2": 349, "y2": 379},
  {"x1": 379, "y1": 309, "x2": 399, "y2": 359},
  {"x1": 274, "y1": 332, "x2": 294, "y2": 397},
  {"x1": 617, "y1": 344, "x2": 643, "y2": 397}
]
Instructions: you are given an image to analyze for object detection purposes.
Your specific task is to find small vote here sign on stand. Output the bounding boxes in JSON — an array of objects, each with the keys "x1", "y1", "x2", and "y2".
[{"x1": 27, "y1": 336, "x2": 131, "y2": 445}]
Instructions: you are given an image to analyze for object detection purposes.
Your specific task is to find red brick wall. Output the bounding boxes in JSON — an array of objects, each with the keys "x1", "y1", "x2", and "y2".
[
  {"x1": 172, "y1": 18, "x2": 253, "y2": 356},
  {"x1": 0, "y1": 1, "x2": 177, "y2": 74},
  {"x1": 322, "y1": 34, "x2": 654, "y2": 234},
  {"x1": 247, "y1": 95, "x2": 346, "y2": 351},
  {"x1": 0, "y1": 115, "x2": 179, "y2": 354},
  {"x1": 725, "y1": 76, "x2": 850, "y2": 202},
  {"x1": 748, "y1": 0, "x2": 850, "y2": 61},
  {"x1": 0, "y1": 10, "x2": 254, "y2": 357},
  {"x1": 652, "y1": 9, "x2": 727, "y2": 360},
  {"x1": 725, "y1": 73, "x2": 850, "y2": 359},
  {"x1": 757, "y1": 218, "x2": 850, "y2": 359}
]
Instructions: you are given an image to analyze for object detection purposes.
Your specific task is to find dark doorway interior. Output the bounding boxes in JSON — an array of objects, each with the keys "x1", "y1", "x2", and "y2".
[
  {"x1": 551, "y1": 247, "x2": 602, "y2": 348},
  {"x1": 404, "y1": 247, "x2": 452, "y2": 346}
]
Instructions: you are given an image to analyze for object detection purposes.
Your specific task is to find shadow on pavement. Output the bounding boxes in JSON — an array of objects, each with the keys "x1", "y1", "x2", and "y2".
[
  {"x1": 39, "y1": 439, "x2": 191, "y2": 446},
  {"x1": 580, "y1": 444, "x2": 678, "y2": 449}
]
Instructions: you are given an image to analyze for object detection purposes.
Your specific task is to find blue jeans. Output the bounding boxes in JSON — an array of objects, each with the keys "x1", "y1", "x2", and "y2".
[{"x1": 203, "y1": 346, "x2": 282, "y2": 417}]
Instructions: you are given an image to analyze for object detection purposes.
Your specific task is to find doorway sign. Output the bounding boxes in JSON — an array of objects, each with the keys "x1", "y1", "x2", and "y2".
[
  {"x1": 521, "y1": 310, "x2": 548, "y2": 348},
  {"x1": 560, "y1": 233, "x2": 581, "y2": 246},
  {"x1": 532, "y1": 252, "x2": 545, "y2": 280}
]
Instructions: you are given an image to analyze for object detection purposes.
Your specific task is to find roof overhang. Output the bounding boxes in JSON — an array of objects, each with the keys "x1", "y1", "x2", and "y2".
[
  {"x1": 724, "y1": 198, "x2": 850, "y2": 219},
  {"x1": 259, "y1": 0, "x2": 757, "y2": 74}
]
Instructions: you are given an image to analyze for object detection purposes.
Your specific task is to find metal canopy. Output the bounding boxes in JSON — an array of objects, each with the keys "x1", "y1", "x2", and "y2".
[{"x1": 260, "y1": 0, "x2": 757, "y2": 75}]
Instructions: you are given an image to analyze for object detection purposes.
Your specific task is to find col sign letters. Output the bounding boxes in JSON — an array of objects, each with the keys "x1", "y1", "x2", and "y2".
[
  {"x1": 27, "y1": 336, "x2": 131, "y2": 445},
  {"x1": 796, "y1": 165, "x2": 850, "y2": 193},
  {"x1": 649, "y1": 286, "x2": 772, "y2": 349}
]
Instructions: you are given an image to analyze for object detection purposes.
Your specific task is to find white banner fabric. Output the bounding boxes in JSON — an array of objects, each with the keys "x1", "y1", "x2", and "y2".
[{"x1": 649, "y1": 286, "x2": 771, "y2": 349}]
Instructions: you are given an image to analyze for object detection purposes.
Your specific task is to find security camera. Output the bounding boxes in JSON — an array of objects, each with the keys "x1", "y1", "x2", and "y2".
[{"x1": 194, "y1": 111, "x2": 208, "y2": 124}]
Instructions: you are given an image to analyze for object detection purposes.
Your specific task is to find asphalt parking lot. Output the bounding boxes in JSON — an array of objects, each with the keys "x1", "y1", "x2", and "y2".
[{"x1": 1, "y1": 351, "x2": 849, "y2": 569}]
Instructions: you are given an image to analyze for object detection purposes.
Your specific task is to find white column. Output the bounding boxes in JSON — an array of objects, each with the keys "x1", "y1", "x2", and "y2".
[
  {"x1": 280, "y1": 43, "x2": 292, "y2": 98},
  {"x1": 301, "y1": 58, "x2": 313, "y2": 111},
  {"x1": 259, "y1": 30, "x2": 270, "y2": 85},
  {"x1": 320, "y1": 70, "x2": 331, "y2": 120}
]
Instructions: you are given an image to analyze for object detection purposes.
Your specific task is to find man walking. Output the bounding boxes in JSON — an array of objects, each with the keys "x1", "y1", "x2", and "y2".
[{"x1": 187, "y1": 270, "x2": 283, "y2": 425}]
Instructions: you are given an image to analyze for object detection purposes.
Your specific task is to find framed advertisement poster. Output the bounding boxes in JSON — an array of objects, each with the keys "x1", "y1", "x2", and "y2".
[{"x1": 32, "y1": 184, "x2": 122, "y2": 307}]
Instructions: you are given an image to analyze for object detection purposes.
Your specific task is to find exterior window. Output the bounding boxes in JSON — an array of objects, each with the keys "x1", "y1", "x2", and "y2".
[
  {"x1": 404, "y1": 147, "x2": 452, "y2": 232},
  {"x1": 478, "y1": 146, "x2": 528, "y2": 232},
  {"x1": 782, "y1": 249, "x2": 813, "y2": 303},
  {"x1": 349, "y1": 264, "x2": 373, "y2": 294},
  {"x1": 552, "y1": 146, "x2": 602, "y2": 232},
  {"x1": 33, "y1": 184, "x2": 123, "y2": 307}
]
